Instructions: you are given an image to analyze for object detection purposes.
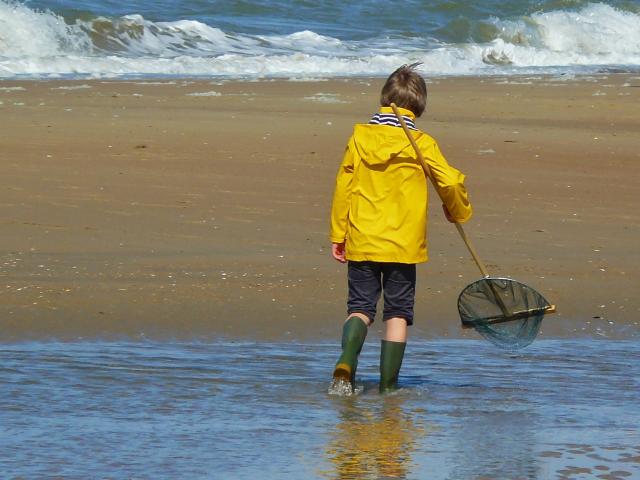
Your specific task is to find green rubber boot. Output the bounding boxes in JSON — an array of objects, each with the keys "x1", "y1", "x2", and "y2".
[
  {"x1": 379, "y1": 340, "x2": 406, "y2": 393},
  {"x1": 332, "y1": 316, "x2": 368, "y2": 387}
]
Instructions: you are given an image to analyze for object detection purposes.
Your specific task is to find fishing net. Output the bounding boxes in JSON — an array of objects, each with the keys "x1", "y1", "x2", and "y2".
[{"x1": 458, "y1": 278, "x2": 552, "y2": 350}]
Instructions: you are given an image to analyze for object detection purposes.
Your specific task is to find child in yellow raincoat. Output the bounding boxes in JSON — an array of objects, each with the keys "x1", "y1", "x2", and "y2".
[{"x1": 329, "y1": 63, "x2": 472, "y2": 393}]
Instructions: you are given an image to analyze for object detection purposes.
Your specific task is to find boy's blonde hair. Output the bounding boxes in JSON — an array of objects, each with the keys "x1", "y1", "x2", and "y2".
[{"x1": 380, "y1": 63, "x2": 427, "y2": 117}]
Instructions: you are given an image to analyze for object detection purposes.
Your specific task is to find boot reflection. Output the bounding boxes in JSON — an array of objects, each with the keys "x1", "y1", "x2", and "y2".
[{"x1": 325, "y1": 396, "x2": 425, "y2": 479}]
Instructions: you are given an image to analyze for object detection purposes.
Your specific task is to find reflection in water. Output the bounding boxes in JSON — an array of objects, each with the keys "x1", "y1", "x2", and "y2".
[
  {"x1": 445, "y1": 409, "x2": 540, "y2": 480},
  {"x1": 325, "y1": 394, "x2": 426, "y2": 479}
]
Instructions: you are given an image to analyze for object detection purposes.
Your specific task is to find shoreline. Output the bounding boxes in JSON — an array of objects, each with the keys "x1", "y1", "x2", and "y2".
[
  {"x1": 2, "y1": 67, "x2": 640, "y2": 81},
  {"x1": 1, "y1": 74, "x2": 639, "y2": 341}
]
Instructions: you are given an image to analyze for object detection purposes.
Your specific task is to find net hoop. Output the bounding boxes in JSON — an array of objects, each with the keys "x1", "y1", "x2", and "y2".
[{"x1": 457, "y1": 277, "x2": 551, "y2": 326}]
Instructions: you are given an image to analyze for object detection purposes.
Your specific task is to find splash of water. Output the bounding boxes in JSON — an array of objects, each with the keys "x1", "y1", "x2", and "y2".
[{"x1": 327, "y1": 378, "x2": 365, "y2": 397}]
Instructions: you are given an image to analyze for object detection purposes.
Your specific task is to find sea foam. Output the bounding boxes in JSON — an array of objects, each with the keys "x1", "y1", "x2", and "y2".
[
  {"x1": 481, "y1": 4, "x2": 640, "y2": 68},
  {"x1": 0, "y1": 1, "x2": 639, "y2": 78}
]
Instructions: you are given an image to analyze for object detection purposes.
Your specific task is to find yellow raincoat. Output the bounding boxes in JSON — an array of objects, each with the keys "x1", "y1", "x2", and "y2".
[{"x1": 330, "y1": 106, "x2": 472, "y2": 264}]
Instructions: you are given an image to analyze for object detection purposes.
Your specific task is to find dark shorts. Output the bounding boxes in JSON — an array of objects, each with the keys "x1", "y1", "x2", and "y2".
[{"x1": 347, "y1": 261, "x2": 416, "y2": 325}]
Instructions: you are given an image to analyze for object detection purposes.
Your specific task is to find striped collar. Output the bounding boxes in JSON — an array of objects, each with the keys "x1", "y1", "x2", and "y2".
[{"x1": 368, "y1": 106, "x2": 417, "y2": 130}]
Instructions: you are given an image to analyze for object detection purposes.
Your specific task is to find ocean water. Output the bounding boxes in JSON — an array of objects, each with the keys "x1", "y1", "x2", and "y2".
[
  {"x1": 1, "y1": 0, "x2": 639, "y2": 79},
  {"x1": 1, "y1": 339, "x2": 638, "y2": 479}
]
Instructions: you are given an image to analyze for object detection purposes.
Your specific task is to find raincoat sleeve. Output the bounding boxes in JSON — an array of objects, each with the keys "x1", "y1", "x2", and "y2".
[
  {"x1": 329, "y1": 137, "x2": 357, "y2": 243},
  {"x1": 422, "y1": 140, "x2": 472, "y2": 223}
]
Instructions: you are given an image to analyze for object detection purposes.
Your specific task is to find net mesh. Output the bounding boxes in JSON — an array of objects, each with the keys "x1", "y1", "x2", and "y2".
[{"x1": 457, "y1": 278, "x2": 551, "y2": 350}]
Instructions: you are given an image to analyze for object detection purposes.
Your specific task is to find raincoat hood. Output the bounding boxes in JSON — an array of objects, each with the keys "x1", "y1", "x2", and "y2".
[{"x1": 351, "y1": 107, "x2": 417, "y2": 167}]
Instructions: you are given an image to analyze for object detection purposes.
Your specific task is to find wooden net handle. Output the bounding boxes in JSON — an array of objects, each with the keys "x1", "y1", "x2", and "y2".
[
  {"x1": 390, "y1": 103, "x2": 513, "y2": 317},
  {"x1": 390, "y1": 103, "x2": 490, "y2": 278}
]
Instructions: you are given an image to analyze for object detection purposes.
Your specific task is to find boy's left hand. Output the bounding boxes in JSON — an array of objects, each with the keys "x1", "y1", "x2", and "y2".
[{"x1": 332, "y1": 242, "x2": 347, "y2": 263}]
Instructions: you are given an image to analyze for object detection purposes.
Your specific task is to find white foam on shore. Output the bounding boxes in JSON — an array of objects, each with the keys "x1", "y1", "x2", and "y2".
[
  {"x1": 303, "y1": 93, "x2": 349, "y2": 104},
  {"x1": 131, "y1": 81, "x2": 178, "y2": 85},
  {"x1": 50, "y1": 84, "x2": 92, "y2": 90},
  {"x1": 185, "y1": 91, "x2": 222, "y2": 96}
]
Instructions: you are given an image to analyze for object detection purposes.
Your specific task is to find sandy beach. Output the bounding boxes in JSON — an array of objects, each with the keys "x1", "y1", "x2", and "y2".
[{"x1": 1, "y1": 75, "x2": 639, "y2": 341}]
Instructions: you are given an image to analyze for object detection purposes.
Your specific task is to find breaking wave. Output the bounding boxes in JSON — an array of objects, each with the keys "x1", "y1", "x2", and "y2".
[{"x1": 1, "y1": 1, "x2": 639, "y2": 78}]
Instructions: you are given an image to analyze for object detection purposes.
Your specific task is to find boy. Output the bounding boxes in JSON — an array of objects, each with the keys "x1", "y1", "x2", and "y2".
[{"x1": 329, "y1": 63, "x2": 472, "y2": 393}]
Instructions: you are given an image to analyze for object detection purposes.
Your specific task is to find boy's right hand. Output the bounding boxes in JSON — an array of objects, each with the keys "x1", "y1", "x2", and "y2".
[
  {"x1": 442, "y1": 204, "x2": 456, "y2": 223},
  {"x1": 332, "y1": 242, "x2": 347, "y2": 263}
]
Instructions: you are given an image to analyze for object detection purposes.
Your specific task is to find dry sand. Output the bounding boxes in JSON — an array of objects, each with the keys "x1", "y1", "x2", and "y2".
[{"x1": 1, "y1": 75, "x2": 639, "y2": 341}]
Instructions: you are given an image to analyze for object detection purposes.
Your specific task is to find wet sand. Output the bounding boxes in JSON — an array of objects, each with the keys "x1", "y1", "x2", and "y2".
[{"x1": 1, "y1": 75, "x2": 639, "y2": 341}]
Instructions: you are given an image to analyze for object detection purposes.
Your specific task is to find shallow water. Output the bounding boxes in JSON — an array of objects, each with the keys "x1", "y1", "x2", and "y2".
[{"x1": 1, "y1": 339, "x2": 638, "y2": 479}]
